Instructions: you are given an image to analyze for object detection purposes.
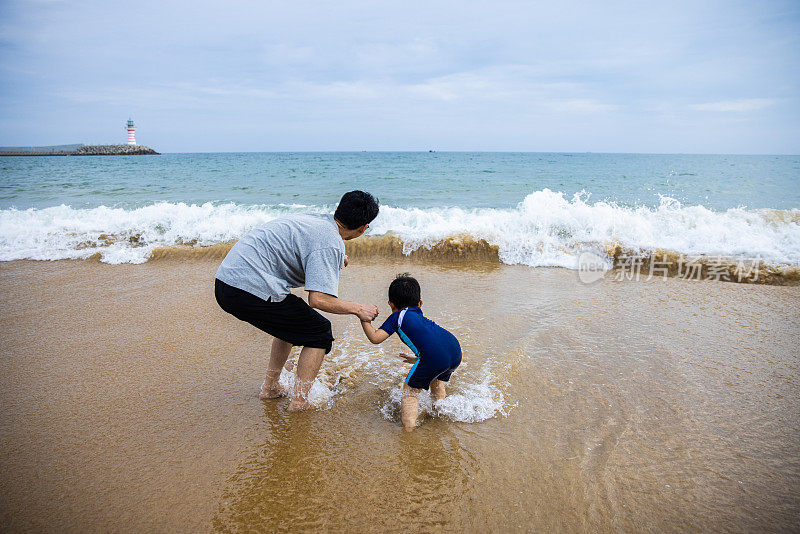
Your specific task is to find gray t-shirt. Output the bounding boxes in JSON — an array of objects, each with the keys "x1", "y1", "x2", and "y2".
[{"x1": 215, "y1": 213, "x2": 345, "y2": 303}]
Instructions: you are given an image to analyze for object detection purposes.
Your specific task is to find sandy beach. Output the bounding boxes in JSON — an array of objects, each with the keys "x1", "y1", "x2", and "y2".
[{"x1": 1, "y1": 257, "x2": 798, "y2": 532}]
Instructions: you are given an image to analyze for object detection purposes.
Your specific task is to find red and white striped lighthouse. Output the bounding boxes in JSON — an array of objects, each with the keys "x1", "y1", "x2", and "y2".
[{"x1": 126, "y1": 118, "x2": 136, "y2": 145}]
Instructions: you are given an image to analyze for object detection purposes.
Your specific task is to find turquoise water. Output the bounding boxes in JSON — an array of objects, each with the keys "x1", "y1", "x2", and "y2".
[{"x1": 1, "y1": 152, "x2": 798, "y2": 210}]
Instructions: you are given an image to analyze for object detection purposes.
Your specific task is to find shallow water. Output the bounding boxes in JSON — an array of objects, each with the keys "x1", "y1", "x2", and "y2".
[{"x1": 1, "y1": 259, "x2": 798, "y2": 532}]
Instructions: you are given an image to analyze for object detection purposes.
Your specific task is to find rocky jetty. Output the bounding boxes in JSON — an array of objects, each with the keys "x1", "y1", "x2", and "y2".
[
  {"x1": 0, "y1": 144, "x2": 159, "y2": 156},
  {"x1": 74, "y1": 145, "x2": 159, "y2": 156}
]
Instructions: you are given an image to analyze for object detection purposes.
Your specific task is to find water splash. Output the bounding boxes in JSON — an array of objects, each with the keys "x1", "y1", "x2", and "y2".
[{"x1": 380, "y1": 363, "x2": 511, "y2": 424}]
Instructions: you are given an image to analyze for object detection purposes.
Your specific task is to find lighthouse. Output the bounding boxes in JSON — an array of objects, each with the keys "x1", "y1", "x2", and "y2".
[{"x1": 126, "y1": 118, "x2": 136, "y2": 145}]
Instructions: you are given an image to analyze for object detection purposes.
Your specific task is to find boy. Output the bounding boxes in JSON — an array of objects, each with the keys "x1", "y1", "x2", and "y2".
[{"x1": 361, "y1": 273, "x2": 462, "y2": 431}]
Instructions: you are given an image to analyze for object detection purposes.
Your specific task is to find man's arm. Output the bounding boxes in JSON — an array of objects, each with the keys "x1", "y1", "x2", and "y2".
[
  {"x1": 307, "y1": 291, "x2": 378, "y2": 322},
  {"x1": 360, "y1": 320, "x2": 391, "y2": 344}
]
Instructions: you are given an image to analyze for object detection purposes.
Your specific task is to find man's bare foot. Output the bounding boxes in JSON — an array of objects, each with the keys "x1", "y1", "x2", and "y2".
[
  {"x1": 287, "y1": 399, "x2": 312, "y2": 411},
  {"x1": 287, "y1": 379, "x2": 314, "y2": 410},
  {"x1": 259, "y1": 380, "x2": 289, "y2": 400}
]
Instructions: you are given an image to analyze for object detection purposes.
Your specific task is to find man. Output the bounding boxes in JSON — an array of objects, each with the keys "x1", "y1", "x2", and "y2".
[{"x1": 214, "y1": 191, "x2": 380, "y2": 411}]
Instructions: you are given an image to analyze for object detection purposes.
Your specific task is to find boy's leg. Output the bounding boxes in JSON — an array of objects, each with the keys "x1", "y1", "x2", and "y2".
[
  {"x1": 430, "y1": 379, "x2": 446, "y2": 402},
  {"x1": 288, "y1": 346, "x2": 326, "y2": 411},
  {"x1": 400, "y1": 383, "x2": 421, "y2": 431},
  {"x1": 260, "y1": 338, "x2": 293, "y2": 399}
]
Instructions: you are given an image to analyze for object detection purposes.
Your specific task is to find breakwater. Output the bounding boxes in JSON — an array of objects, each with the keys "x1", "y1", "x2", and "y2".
[{"x1": 0, "y1": 144, "x2": 159, "y2": 156}]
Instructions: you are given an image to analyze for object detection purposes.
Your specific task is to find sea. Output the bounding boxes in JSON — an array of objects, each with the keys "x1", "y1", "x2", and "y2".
[{"x1": 1, "y1": 151, "x2": 799, "y2": 269}]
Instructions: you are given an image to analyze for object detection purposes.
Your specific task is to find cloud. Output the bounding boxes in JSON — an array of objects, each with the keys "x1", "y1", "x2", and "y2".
[
  {"x1": 57, "y1": 65, "x2": 616, "y2": 112},
  {"x1": 689, "y1": 98, "x2": 778, "y2": 112}
]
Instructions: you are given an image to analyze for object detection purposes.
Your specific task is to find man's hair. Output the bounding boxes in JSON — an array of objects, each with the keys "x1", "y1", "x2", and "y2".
[
  {"x1": 388, "y1": 273, "x2": 421, "y2": 309},
  {"x1": 334, "y1": 191, "x2": 380, "y2": 230}
]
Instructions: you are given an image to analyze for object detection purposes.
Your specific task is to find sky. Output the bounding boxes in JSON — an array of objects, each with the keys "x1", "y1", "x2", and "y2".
[{"x1": 0, "y1": 0, "x2": 798, "y2": 153}]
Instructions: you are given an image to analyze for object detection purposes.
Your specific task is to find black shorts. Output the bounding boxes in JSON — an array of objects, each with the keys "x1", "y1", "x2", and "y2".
[
  {"x1": 406, "y1": 358, "x2": 460, "y2": 390},
  {"x1": 214, "y1": 279, "x2": 334, "y2": 354}
]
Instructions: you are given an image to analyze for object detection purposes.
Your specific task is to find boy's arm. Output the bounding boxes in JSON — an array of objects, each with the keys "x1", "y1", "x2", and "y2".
[{"x1": 361, "y1": 320, "x2": 391, "y2": 344}]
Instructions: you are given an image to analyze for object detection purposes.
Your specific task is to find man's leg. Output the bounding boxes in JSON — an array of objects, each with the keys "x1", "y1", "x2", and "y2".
[
  {"x1": 430, "y1": 379, "x2": 446, "y2": 402},
  {"x1": 288, "y1": 346, "x2": 327, "y2": 411},
  {"x1": 400, "y1": 383, "x2": 421, "y2": 431},
  {"x1": 260, "y1": 338, "x2": 293, "y2": 399}
]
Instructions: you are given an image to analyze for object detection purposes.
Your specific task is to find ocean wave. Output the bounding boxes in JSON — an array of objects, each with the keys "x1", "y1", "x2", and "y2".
[
  {"x1": 0, "y1": 201, "x2": 324, "y2": 264},
  {"x1": 369, "y1": 190, "x2": 800, "y2": 268},
  {"x1": 1, "y1": 190, "x2": 799, "y2": 276}
]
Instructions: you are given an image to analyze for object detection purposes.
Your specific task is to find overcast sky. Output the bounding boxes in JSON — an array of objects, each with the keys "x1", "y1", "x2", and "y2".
[{"x1": 0, "y1": 0, "x2": 798, "y2": 153}]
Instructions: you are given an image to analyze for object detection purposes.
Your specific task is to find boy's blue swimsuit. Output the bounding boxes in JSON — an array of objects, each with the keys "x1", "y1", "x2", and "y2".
[{"x1": 379, "y1": 306, "x2": 462, "y2": 390}]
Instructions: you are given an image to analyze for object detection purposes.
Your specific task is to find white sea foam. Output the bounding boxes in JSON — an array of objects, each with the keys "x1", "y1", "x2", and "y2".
[
  {"x1": 1, "y1": 190, "x2": 798, "y2": 266},
  {"x1": 433, "y1": 376, "x2": 510, "y2": 423},
  {"x1": 276, "y1": 369, "x2": 337, "y2": 408}
]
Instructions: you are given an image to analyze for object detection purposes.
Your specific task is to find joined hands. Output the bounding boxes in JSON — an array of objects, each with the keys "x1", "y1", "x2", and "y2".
[{"x1": 356, "y1": 304, "x2": 379, "y2": 322}]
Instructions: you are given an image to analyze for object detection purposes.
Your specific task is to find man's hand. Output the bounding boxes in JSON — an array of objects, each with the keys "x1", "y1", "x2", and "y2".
[
  {"x1": 356, "y1": 304, "x2": 379, "y2": 322},
  {"x1": 398, "y1": 352, "x2": 418, "y2": 364},
  {"x1": 343, "y1": 254, "x2": 349, "y2": 268}
]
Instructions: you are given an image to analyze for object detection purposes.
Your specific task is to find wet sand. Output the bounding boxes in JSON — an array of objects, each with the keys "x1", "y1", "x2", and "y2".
[{"x1": 1, "y1": 258, "x2": 798, "y2": 532}]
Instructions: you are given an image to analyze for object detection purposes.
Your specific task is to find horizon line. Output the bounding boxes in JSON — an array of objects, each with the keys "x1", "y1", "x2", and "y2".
[
  {"x1": 2, "y1": 146, "x2": 798, "y2": 157},
  {"x1": 156, "y1": 150, "x2": 800, "y2": 157}
]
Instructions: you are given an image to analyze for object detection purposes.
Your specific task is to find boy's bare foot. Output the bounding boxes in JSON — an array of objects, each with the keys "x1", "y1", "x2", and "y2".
[{"x1": 401, "y1": 383, "x2": 420, "y2": 430}]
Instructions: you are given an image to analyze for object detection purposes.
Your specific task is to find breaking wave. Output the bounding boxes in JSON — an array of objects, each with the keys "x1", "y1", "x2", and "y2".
[{"x1": 1, "y1": 190, "x2": 798, "y2": 283}]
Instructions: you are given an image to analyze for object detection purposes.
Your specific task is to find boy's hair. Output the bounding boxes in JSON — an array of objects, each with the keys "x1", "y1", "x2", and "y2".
[
  {"x1": 388, "y1": 273, "x2": 421, "y2": 309},
  {"x1": 334, "y1": 191, "x2": 380, "y2": 230}
]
